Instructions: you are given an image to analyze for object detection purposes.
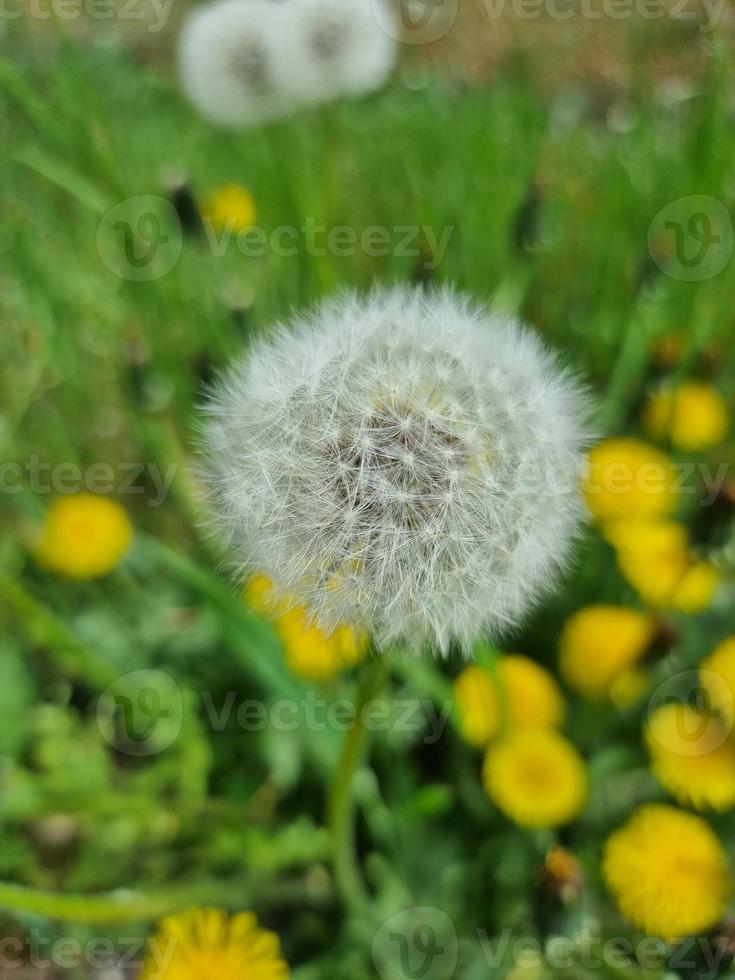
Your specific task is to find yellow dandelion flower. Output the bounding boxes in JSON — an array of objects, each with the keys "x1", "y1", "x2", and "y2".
[
  {"x1": 603, "y1": 804, "x2": 729, "y2": 940},
  {"x1": 245, "y1": 575, "x2": 367, "y2": 683},
  {"x1": 244, "y1": 574, "x2": 286, "y2": 618},
  {"x1": 139, "y1": 907, "x2": 288, "y2": 980},
  {"x1": 453, "y1": 656, "x2": 565, "y2": 748},
  {"x1": 201, "y1": 183, "x2": 257, "y2": 233},
  {"x1": 277, "y1": 608, "x2": 367, "y2": 683},
  {"x1": 605, "y1": 520, "x2": 689, "y2": 606},
  {"x1": 482, "y1": 729, "x2": 587, "y2": 828},
  {"x1": 701, "y1": 637, "x2": 735, "y2": 729},
  {"x1": 645, "y1": 703, "x2": 735, "y2": 811},
  {"x1": 454, "y1": 666, "x2": 497, "y2": 746},
  {"x1": 672, "y1": 562, "x2": 720, "y2": 614},
  {"x1": 644, "y1": 382, "x2": 729, "y2": 451},
  {"x1": 584, "y1": 438, "x2": 676, "y2": 523},
  {"x1": 605, "y1": 521, "x2": 719, "y2": 613},
  {"x1": 559, "y1": 606, "x2": 655, "y2": 701},
  {"x1": 32, "y1": 494, "x2": 132, "y2": 579}
]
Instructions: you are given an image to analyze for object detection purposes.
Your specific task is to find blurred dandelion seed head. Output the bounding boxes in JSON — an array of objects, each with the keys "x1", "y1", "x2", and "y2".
[
  {"x1": 178, "y1": 0, "x2": 397, "y2": 127},
  {"x1": 178, "y1": 0, "x2": 285, "y2": 127},
  {"x1": 202, "y1": 286, "x2": 590, "y2": 654},
  {"x1": 279, "y1": 0, "x2": 398, "y2": 105}
]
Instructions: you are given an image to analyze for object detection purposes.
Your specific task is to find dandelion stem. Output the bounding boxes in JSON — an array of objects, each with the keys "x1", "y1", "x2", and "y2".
[
  {"x1": 0, "y1": 881, "x2": 248, "y2": 924},
  {"x1": 327, "y1": 656, "x2": 389, "y2": 911}
]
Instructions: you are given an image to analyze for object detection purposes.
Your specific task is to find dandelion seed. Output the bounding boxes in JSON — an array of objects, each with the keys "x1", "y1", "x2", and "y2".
[{"x1": 202, "y1": 286, "x2": 590, "y2": 654}]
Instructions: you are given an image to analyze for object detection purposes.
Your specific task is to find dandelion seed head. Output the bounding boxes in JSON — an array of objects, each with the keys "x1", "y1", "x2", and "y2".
[
  {"x1": 178, "y1": 0, "x2": 287, "y2": 128},
  {"x1": 202, "y1": 286, "x2": 590, "y2": 654},
  {"x1": 277, "y1": 0, "x2": 398, "y2": 107}
]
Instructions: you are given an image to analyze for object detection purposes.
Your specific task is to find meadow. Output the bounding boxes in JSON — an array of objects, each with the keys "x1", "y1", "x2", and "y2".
[{"x1": 2, "y1": 9, "x2": 735, "y2": 979}]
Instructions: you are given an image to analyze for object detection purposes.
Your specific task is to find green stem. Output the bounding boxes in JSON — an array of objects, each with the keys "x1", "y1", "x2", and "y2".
[
  {"x1": 327, "y1": 656, "x2": 389, "y2": 911},
  {"x1": 0, "y1": 881, "x2": 248, "y2": 925}
]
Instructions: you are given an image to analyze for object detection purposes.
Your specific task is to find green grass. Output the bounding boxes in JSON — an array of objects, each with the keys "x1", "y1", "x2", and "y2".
[{"x1": 1, "y1": 23, "x2": 735, "y2": 979}]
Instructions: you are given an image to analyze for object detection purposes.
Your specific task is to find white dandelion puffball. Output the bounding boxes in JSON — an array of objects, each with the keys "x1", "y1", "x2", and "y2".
[
  {"x1": 178, "y1": 0, "x2": 398, "y2": 127},
  {"x1": 276, "y1": 0, "x2": 398, "y2": 107},
  {"x1": 178, "y1": 0, "x2": 289, "y2": 127},
  {"x1": 202, "y1": 286, "x2": 590, "y2": 654}
]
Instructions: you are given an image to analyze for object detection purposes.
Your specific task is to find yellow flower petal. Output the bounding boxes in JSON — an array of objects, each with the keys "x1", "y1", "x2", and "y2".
[
  {"x1": 603, "y1": 805, "x2": 728, "y2": 940},
  {"x1": 482, "y1": 729, "x2": 587, "y2": 828},
  {"x1": 584, "y1": 438, "x2": 676, "y2": 523},
  {"x1": 32, "y1": 494, "x2": 132, "y2": 579},
  {"x1": 644, "y1": 382, "x2": 729, "y2": 451},
  {"x1": 559, "y1": 606, "x2": 655, "y2": 701},
  {"x1": 139, "y1": 907, "x2": 289, "y2": 980}
]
